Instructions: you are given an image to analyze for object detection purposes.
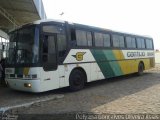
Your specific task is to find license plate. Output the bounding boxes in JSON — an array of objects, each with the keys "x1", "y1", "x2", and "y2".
[{"x1": 5, "y1": 68, "x2": 15, "y2": 74}]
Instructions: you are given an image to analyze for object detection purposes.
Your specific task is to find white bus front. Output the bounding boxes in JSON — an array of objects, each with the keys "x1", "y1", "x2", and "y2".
[{"x1": 5, "y1": 21, "x2": 67, "y2": 92}]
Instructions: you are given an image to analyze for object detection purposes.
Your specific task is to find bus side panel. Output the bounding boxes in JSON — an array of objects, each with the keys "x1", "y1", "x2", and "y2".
[
  {"x1": 90, "y1": 62, "x2": 105, "y2": 82},
  {"x1": 64, "y1": 64, "x2": 76, "y2": 87},
  {"x1": 58, "y1": 65, "x2": 66, "y2": 88},
  {"x1": 64, "y1": 63, "x2": 92, "y2": 86},
  {"x1": 117, "y1": 60, "x2": 133, "y2": 75},
  {"x1": 91, "y1": 49, "x2": 155, "y2": 78},
  {"x1": 113, "y1": 50, "x2": 132, "y2": 75},
  {"x1": 91, "y1": 49, "x2": 124, "y2": 78},
  {"x1": 117, "y1": 59, "x2": 138, "y2": 74},
  {"x1": 40, "y1": 68, "x2": 59, "y2": 92},
  {"x1": 63, "y1": 49, "x2": 100, "y2": 84},
  {"x1": 117, "y1": 58, "x2": 153, "y2": 75},
  {"x1": 142, "y1": 59, "x2": 150, "y2": 70},
  {"x1": 150, "y1": 58, "x2": 155, "y2": 68}
]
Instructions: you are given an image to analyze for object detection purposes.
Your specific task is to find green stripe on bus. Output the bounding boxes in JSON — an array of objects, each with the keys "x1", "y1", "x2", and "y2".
[
  {"x1": 91, "y1": 49, "x2": 123, "y2": 78},
  {"x1": 103, "y1": 50, "x2": 123, "y2": 76}
]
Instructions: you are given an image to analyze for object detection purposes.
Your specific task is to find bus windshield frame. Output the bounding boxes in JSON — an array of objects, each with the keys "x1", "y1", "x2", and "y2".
[{"x1": 6, "y1": 24, "x2": 40, "y2": 67}]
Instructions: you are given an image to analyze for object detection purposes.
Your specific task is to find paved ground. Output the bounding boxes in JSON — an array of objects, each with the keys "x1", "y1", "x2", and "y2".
[
  {"x1": 0, "y1": 87, "x2": 64, "y2": 109},
  {"x1": 0, "y1": 64, "x2": 160, "y2": 116}
]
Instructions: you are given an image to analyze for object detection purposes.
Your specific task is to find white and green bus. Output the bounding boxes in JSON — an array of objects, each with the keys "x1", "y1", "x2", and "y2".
[{"x1": 5, "y1": 19, "x2": 155, "y2": 92}]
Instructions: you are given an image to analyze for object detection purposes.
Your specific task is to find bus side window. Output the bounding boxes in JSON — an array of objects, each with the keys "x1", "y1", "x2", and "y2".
[
  {"x1": 103, "y1": 34, "x2": 111, "y2": 47},
  {"x1": 126, "y1": 36, "x2": 136, "y2": 48},
  {"x1": 94, "y1": 32, "x2": 110, "y2": 47},
  {"x1": 112, "y1": 34, "x2": 125, "y2": 48},
  {"x1": 71, "y1": 28, "x2": 76, "y2": 46},
  {"x1": 76, "y1": 30, "x2": 87, "y2": 46},
  {"x1": 43, "y1": 35, "x2": 48, "y2": 54},
  {"x1": 146, "y1": 39, "x2": 153, "y2": 49},
  {"x1": 47, "y1": 36, "x2": 56, "y2": 62},
  {"x1": 76, "y1": 30, "x2": 92, "y2": 46},
  {"x1": 57, "y1": 34, "x2": 67, "y2": 57},
  {"x1": 137, "y1": 38, "x2": 145, "y2": 49},
  {"x1": 94, "y1": 32, "x2": 103, "y2": 47},
  {"x1": 43, "y1": 35, "x2": 56, "y2": 62}
]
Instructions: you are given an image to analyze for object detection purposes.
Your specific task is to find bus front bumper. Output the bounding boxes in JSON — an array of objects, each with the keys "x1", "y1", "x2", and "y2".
[{"x1": 6, "y1": 79, "x2": 41, "y2": 93}]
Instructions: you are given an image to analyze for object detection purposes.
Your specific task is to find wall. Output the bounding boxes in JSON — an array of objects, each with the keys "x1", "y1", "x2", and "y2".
[
  {"x1": 155, "y1": 52, "x2": 160, "y2": 64},
  {"x1": 0, "y1": 30, "x2": 9, "y2": 59}
]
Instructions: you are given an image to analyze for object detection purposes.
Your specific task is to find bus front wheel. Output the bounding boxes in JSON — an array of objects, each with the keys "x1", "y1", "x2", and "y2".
[
  {"x1": 69, "y1": 69, "x2": 85, "y2": 91},
  {"x1": 138, "y1": 62, "x2": 144, "y2": 76}
]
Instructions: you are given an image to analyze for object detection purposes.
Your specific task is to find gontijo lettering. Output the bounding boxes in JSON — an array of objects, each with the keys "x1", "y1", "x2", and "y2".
[
  {"x1": 127, "y1": 52, "x2": 145, "y2": 57},
  {"x1": 147, "y1": 52, "x2": 154, "y2": 56}
]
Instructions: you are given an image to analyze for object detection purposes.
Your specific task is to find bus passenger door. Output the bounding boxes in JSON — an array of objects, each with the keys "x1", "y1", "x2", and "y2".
[
  {"x1": 42, "y1": 34, "x2": 57, "y2": 71},
  {"x1": 57, "y1": 34, "x2": 67, "y2": 88},
  {"x1": 42, "y1": 33, "x2": 59, "y2": 90}
]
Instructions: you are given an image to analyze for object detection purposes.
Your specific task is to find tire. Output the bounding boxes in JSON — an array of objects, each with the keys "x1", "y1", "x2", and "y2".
[
  {"x1": 69, "y1": 69, "x2": 85, "y2": 91},
  {"x1": 137, "y1": 63, "x2": 144, "y2": 76}
]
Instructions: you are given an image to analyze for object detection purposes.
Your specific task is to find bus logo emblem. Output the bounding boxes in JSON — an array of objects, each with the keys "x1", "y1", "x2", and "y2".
[{"x1": 72, "y1": 52, "x2": 86, "y2": 61}]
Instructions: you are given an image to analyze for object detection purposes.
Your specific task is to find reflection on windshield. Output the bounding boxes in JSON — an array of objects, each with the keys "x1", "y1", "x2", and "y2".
[{"x1": 7, "y1": 25, "x2": 39, "y2": 65}]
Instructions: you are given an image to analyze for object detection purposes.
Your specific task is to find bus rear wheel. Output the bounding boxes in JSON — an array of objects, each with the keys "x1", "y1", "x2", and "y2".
[
  {"x1": 69, "y1": 69, "x2": 85, "y2": 91},
  {"x1": 138, "y1": 62, "x2": 144, "y2": 76}
]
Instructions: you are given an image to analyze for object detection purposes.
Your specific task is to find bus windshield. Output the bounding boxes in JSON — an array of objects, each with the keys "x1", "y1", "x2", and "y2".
[{"x1": 7, "y1": 25, "x2": 39, "y2": 65}]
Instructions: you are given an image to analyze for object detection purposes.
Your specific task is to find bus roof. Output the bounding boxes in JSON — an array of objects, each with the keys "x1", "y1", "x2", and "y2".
[
  {"x1": 71, "y1": 22, "x2": 152, "y2": 39},
  {"x1": 10, "y1": 19, "x2": 152, "y2": 39}
]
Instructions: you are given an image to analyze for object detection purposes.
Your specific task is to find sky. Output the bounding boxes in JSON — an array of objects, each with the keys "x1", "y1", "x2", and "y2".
[{"x1": 42, "y1": 0, "x2": 160, "y2": 50}]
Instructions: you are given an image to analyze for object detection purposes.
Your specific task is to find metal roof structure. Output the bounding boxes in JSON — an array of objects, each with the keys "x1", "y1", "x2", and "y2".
[{"x1": 0, "y1": 0, "x2": 46, "y2": 33}]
